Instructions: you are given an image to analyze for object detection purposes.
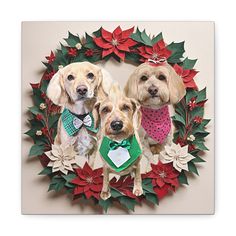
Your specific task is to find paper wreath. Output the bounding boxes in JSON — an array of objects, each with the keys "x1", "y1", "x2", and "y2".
[{"x1": 25, "y1": 26, "x2": 210, "y2": 212}]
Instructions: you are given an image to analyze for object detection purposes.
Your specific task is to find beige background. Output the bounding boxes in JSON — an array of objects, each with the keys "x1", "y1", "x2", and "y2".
[{"x1": 21, "y1": 21, "x2": 214, "y2": 214}]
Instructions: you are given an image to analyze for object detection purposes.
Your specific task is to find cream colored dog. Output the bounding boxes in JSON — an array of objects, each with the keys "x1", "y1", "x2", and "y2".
[
  {"x1": 124, "y1": 62, "x2": 186, "y2": 165},
  {"x1": 93, "y1": 84, "x2": 143, "y2": 200},
  {"x1": 47, "y1": 62, "x2": 113, "y2": 163}
]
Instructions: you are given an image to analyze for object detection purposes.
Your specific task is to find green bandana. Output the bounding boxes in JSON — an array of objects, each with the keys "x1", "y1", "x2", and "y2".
[
  {"x1": 99, "y1": 135, "x2": 142, "y2": 172},
  {"x1": 61, "y1": 108, "x2": 98, "y2": 136}
]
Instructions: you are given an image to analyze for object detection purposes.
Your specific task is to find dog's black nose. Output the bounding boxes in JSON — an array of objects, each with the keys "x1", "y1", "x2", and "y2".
[
  {"x1": 148, "y1": 86, "x2": 158, "y2": 96},
  {"x1": 110, "y1": 120, "x2": 123, "y2": 131},
  {"x1": 77, "y1": 85, "x2": 88, "y2": 96}
]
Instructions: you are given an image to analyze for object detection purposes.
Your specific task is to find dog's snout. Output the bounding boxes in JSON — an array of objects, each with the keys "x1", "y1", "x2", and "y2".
[
  {"x1": 110, "y1": 120, "x2": 123, "y2": 131},
  {"x1": 76, "y1": 85, "x2": 88, "y2": 96},
  {"x1": 148, "y1": 86, "x2": 158, "y2": 96}
]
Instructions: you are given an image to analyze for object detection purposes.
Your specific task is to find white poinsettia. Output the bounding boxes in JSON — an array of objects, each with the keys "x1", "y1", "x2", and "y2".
[
  {"x1": 159, "y1": 143, "x2": 195, "y2": 172},
  {"x1": 46, "y1": 144, "x2": 79, "y2": 175}
]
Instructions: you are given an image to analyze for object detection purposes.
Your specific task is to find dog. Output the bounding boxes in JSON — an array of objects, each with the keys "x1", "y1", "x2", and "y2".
[
  {"x1": 124, "y1": 62, "x2": 186, "y2": 167},
  {"x1": 47, "y1": 62, "x2": 113, "y2": 163},
  {"x1": 92, "y1": 83, "x2": 143, "y2": 200}
]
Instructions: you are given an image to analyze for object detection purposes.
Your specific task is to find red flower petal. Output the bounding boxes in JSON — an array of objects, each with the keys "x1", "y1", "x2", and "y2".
[
  {"x1": 74, "y1": 186, "x2": 84, "y2": 195},
  {"x1": 173, "y1": 64, "x2": 183, "y2": 75},
  {"x1": 113, "y1": 26, "x2": 122, "y2": 38},
  {"x1": 154, "y1": 185, "x2": 170, "y2": 199},
  {"x1": 113, "y1": 47, "x2": 125, "y2": 60},
  {"x1": 71, "y1": 178, "x2": 87, "y2": 186},
  {"x1": 102, "y1": 48, "x2": 114, "y2": 58},
  {"x1": 121, "y1": 26, "x2": 134, "y2": 38},
  {"x1": 90, "y1": 184, "x2": 102, "y2": 192},
  {"x1": 83, "y1": 162, "x2": 93, "y2": 176},
  {"x1": 117, "y1": 43, "x2": 130, "y2": 52},
  {"x1": 101, "y1": 28, "x2": 112, "y2": 42},
  {"x1": 156, "y1": 178, "x2": 165, "y2": 188},
  {"x1": 94, "y1": 37, "x2": 113, "y2": 49},
  {"x1": 125, "y1": 38, "x2": 137, "y2": 47},
  {"x1": 84, "y1": 190, "x2": 93, "y2": 199}
]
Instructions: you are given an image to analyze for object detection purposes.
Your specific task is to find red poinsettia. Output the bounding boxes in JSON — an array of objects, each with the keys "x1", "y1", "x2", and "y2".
[
  {"x1": 46, "y1": 51, "x2": 56, "y2": 64},
  {"x1": 146, "y1": 161, "x2": 179, "y2": 199},
  {"x1": 138, "y1": 39, "x2": 172, "y2": 63},
  {"x1": 173, "y1": 64, "x2": 198, "y2": 89},
  {"x1": 110, "y1": 175, "x2": 136, "y2": 199},
  {"x1": 68, "y1": 48, "x2": 77, "y2": 57},
  {"x1": 71, "y1": 163, "x2": 103, "y2": 200},
  {"x1": 94, "y1": 26, "x2": 137, "y2": 60}
]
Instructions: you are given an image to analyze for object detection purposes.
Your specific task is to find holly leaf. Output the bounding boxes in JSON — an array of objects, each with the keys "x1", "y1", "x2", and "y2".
[
  {"x1": 151, "y1": 32, "x2": 163, "y2": 45},
  {"x1": 194, "y1": 141, "x2": 209, "y2": 151},
  {"x1": 145, "y1": 193, "x2": 159, "y2": 205},
  {"x1": 38, "y1": 167, "x2": 52, "y2": 175},
  {"x1": 118, "y1": 196, "x2": 137, "y2": 211},
  {"x1": 188, "y1": 161, "x2": 199, "y2": 175},
  {"x1": 190, "y1": 106, "x2": 204, "y2": 119},
  {"x1": 201, "y1": 119, "x2": 211, "y2": 127},
  {"x1": 60, "y1": 43, "x2": 68, "y2": 56},
  {"x1": 110, "y1": 188, "x2": 124, "y2": 198},
  {"x1": 186, "y1": 89, "x2": 198, "y2": 104},
  {"x1": 192, "y1": 155, "x2": 206, "y2": 163},
  {"x1": 130, "y1": 28, "x2": 142, "y2": 43},
  {"x1": 196, "y1": 87, "x2": 207, "y2": 103},
  {"x1": 48, "y1": 176, "x2": 66, "y2": 192},
  {"x1": 172, "y1": 113, "x2": 186, "y2": 125},
  {"x1": 178, "y1": 171, "x2": 188, "y2": 185},
  {"x1": 64, "y1": 32, "x2": 81, "y2": 47},
  {"x1": 142, "y1": 178, "x2": 155, "y2": 194},
  {"x1": 182, "y1": 57, "x2": 197, "y2": 70},
  {"x1": 167, "y1": 41, "x2": 185, "y2": 63},
  {"x1": 28, "y1": 106, "x2": 43, "y2": 116},
  {"x1": 99, "y1": 198, "x2": 112, "y2": 213},
  {"x1": 140, "y1": 30, "x2": 152, "y2": 46},
  {"x1": 48, "y1": 113, "x2": 61, "y2": 129},
  {"x1": 93, "y1": 27, "x2": 102, "y2": 37},
  {"x1": 29, "y1": 144, "x2": 45, "y2": 157}
]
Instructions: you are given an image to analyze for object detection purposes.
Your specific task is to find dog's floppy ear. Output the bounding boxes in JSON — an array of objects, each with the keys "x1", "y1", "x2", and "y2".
[
  {"x1": 130, "y1": 98, "x2": 142, "y2": 130},
  {"x1": 92, "y1": 101, "x2": 101, "y2": 129},
  {"x1": 167, "y1": 65, "x2": 186, "y2": 104},
  {"x1": 97, "y1": 68, "x2": 113, "y2": 100},
  {"x1": 124, "y1": 71, "x2": 138, "y2": 100},
  {"x1": 46, "y1": 69, "x2": 67, "y2": 106}
]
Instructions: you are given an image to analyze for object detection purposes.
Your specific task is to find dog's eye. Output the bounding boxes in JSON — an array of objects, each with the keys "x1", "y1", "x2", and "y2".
[
  {"x1": 101, "y1": 107, "x2": 111, "y2": 114},
  {"x1": 140, "y1": 75, "x2": 148, "y2": 81},
  {"x1": 67, "y1": 75, "x2": 75, "y2": 81},
  {"x1": 121, "y1": 104, "x2": 130, "y2": 111},
  {"x1": 87, "y1": 72, "x2": 94, "y2": 79},
  {"x1": 158, "y1": 74, "x2": 166, "y2": 81}
]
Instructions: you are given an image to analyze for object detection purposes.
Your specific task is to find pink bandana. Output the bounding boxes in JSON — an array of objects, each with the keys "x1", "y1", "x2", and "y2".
[{"x1": 140, "y1": 105, "x2": 171, "y2": 144}]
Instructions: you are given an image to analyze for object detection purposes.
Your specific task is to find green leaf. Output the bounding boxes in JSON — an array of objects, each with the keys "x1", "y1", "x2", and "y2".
[
  {"x1": 130, "y1": 28, "x2": 142, "y2": 43},
  {"x1": 62, "y1": 173, "x2": 76, "y2": 182},
  {"x1": 178, "y1": 171, "x2": 188, "y2": 185},
  {"x1": 110, "y1": 188, "x2": 123, "y2": 198},
  {"x1": 201, "y1": 119, "x2": 211, "y2": 127},
  {"x1": 93, "y1": 27, "x2": 102, "y2": 37},
  {"x1": 194, "y1": 141, "x2": 209, "y2": 151},
  {"x1": 99, "y1": 198, "x2": 112, "y2": 213},
  {"x1": 190, "y1": 106, "x2": 204, "y2": 119},
  {"x1": 175, "y1": 102, "x2": 185, "y2": 117},
  {"x1": 182, "y1": 57, "x2": 197, "y2": 70},
  {"x1": 140, "y1": 30, "x2": 152, "y2": 46},
  {"x1": 142, "y1": 178, "x2": 155, "y2": 194},
  {"x1": 186, "y1": 89, "x2": 197, "y2": 104},
  {"x1": 118, "y1": 196, "x2": 136, "y2": 211},
  {"x1": 172, "y1": 113, "x2": 186, "y2": 125},
  {"x1": 40, "y1": 80, "x2": 49, "y2": 93},
  {"x1": 29, "y1": 144, "x2": 45, "y2": 157},
  {"x1": 188, "y1": 161, "x2": 199, "y2": 175},
  {"x1": 167, "y1": 41, "x2": 185, "y2": 63},
  {"x1": 48, "y1": 113, "x2": 61, "y2": 129},
  {"x1": 38, "y1": 167, "x2": 52, "y2": 175},
  {"x1": 64, "y1": 32, "x2": 81, "y2": 47},
  {"x1": 28, "y1": 106, "x2": 43, "y2": 116},
  {"x1": 60, "y1": 43, "x2": 68, "y2": 56},
  {"x1": 145, "y1": 193, "x2": 159, "y2": 205},
  {"x1": 48, "y1": 176, "x2": 66, "y2": 192},
  {"x1": 151, "y1": 32, "x2": 163, "y2": 45},
  {"x1": 196, "y1": 87, "x2": 207, "y2": 103},
  {"x1": 192, "y1": 155, "x2": 206, "y2": 163}
]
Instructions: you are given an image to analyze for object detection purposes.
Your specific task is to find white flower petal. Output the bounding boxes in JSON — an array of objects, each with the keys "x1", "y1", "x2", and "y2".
[
  {"x1": 173, "y1": 160, "x2": 182, "y2": 172},
  {"x1": 53, "y1": 160, "x2": 62, "y2": 168}
]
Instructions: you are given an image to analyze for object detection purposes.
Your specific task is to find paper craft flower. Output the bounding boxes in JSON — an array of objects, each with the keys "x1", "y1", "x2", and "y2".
[
  {"x1": 93, "y1": 26, "x2": 137, "y2": 60},
  {"x1": 71, "y1": 163, "x2": 103, "y2": 200},
  {"x1": 173, "y1": 64, "x2": 198, "y2": 89},
  {"x1": 138, "y1": 39, "x2": 172, "y2": 63},
  {"x1": 45, "y1": 51, "x2": 55, "y2": 64},
  {"x1": 45, "y1": 144, "x2": 78, "y2": 175},
  {"x1": 68, "y1": 48, "x2": 77, "y2": 57},
  {"x1": 146, "y1": 162, "x2": 179, "y2": 199},
  {"x1": 159, "y1": 143, "x2": 195, "y2": 172}
]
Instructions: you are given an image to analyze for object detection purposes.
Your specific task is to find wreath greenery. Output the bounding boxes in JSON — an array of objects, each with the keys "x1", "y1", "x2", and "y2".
[{"x1": 25, "y1": 26, "x2": 210, "y2": 212}]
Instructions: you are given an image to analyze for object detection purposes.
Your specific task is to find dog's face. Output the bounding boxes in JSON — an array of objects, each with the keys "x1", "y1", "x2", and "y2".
[
  {"x1": 93, "y1": 84, "x2": 141, "y2": 141},
  {"x1": 124, "y1": 63, "x2": 186, "y2": 109},
  {"x1": 47, "y1": 62, "x2": 103, "y2": 105}
]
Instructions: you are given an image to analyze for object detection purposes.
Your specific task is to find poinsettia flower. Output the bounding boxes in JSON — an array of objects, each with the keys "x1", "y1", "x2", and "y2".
[
  {"x1": 146, "y1": 161, "x2": 179, "y2": 199},
  {"x1": 159, "y1": 143, "x2": 195, "y2": 172},
  {"x1": 138, "y1": 39, "x2": 172, "y2": 63},
  {"x1": 68, "y1": 48, "x2": 77, "y2": 57},
  {"x1": 94, "y1": 26, "x2": 137, "y2": 60},
  {"x1": 71, "y1": 163, "x2": 103, "y2": 200},
  {"x1": 45, "y1": 144, "x2": 79, "y2": 175},
  {"x1": 46, "y1": 51, "x2": 55, "y2": 64},
  {"x1": 194, "y1": 116, "x2": 203, "y2": 123},
  {"x1": 173, "y1": 64, "x2": 198, "y2": 89}
]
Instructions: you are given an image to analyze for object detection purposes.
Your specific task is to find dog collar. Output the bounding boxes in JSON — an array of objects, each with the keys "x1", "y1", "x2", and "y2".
[
  {"x1": 140, "y1": 105, "x2": 171, "y2": 144},
  {"x1": 61, "y1": 108, "x2": 98, "y2": 136},
  {"x1": 99, "y1": 135, "x2": 142, "y2": 172}
]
